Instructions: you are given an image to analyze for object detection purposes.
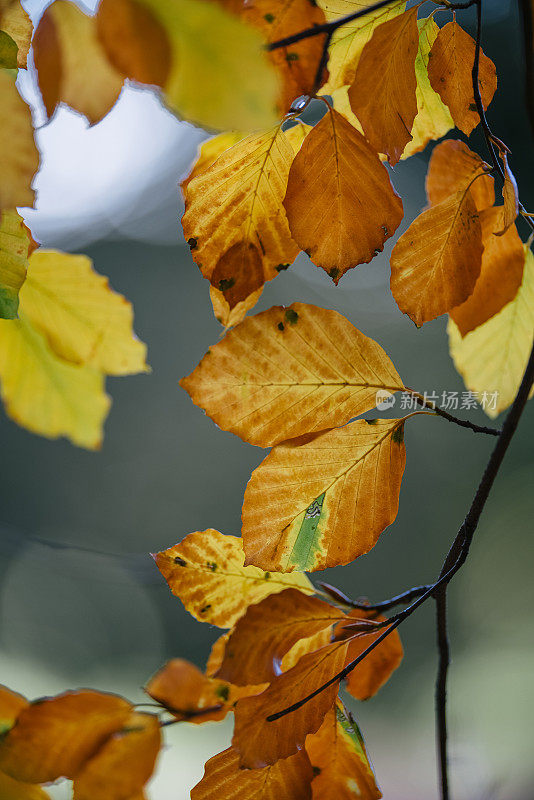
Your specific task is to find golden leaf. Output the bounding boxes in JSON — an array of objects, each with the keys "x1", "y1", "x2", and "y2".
[
  {"x1": 495, "y1": 150, "x2": 519, "y2": 235},
  {"x1": 425, "y1": 139, "x2": 494, "y2": 211},
  {"x1": 0, "y1": 0, "x2": 32, "y2": 67},
  {"x1": 181, "y1": 132, "x2": 248, "y2": 197},
  {"x1": 0, "y1": 210, "x2": 31, "y2": 319},
  {"x1": 0, "y1": 772, "x2": 51, "y2": 800},
  {"x1": 0, "y1": 71, "x2": 39, "y2": 211}
]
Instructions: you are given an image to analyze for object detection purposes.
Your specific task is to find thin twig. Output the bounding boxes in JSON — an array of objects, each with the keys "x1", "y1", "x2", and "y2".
[
  {"x1": 435, "y1": 588, "x2": 450, "y2": 800},
  {"x1": 318, "y1": 581, "x2": 433, "y2": 611},
  {"x1": 406, "y1": 389, "x2": 501, "y2": 436}
]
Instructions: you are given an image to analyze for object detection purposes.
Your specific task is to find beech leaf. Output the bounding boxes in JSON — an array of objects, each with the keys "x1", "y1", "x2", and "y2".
[
  {"x1": 0, "y1": 0, "x2": 32, "y2": 67},
  {"x1": 0, "y1": 772, "x2": 51, "y2": 800},
  {"x1": 495, "y1": 150, "x2": 519, "y2": 235},
  {"x1": 425, "y1": 139, "x2": 494, "y2": 211},
  {"x1": 0, "y1": 210, "x2": 31, "y2": 319},
  {"x1": 0, "y1": 71, "x2": 39, "y2": 211}
]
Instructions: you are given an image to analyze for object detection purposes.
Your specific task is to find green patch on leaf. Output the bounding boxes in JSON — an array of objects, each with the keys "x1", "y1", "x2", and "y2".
[
  {"x1": 286, "y1": 492, "x2": 326, "y2": 570},
  {"x1": 391, "y1": 423, "x2": 405, "y2": 444},
  {"x1": 0, "y1": 31, "x2": 18, "y2": 69},
  {"x1": 285, "y1": 308, "x2": 299, "y2": 325}
]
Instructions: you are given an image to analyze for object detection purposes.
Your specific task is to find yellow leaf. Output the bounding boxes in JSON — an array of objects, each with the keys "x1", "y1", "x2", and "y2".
[
  {"x1": 448, "y1": 246, "x2": 534, "y2": 419},
  {"x1": 33, "y1": 0, "x2": 124, "y2": 125},
  {"x1": 0, "y1": 317, "x2": 110, "y2": 449},
  {"x1": 209, "y1": 285, "x2": 263, "y2": 330},
  {"x1": 180, "y1": 303, "x2": 404, "y2": 448},
  {"x1": 242, "y1": 418, "x2": 407, "y2": 572},
  {"x1": 318, "y1": 0, "x2": 405, "y2": 93},
  {"x1": 0, "y1": 71, "x2": 39, "y2": 211},
  {"x1": 181, "y1": 131, "x2": 248, "y2": 197},
  {"x1": 182, "y1": 124, "x2": 299, "y2": 307},
  {"x1": 19, "y1": 250, "x2": 148, "y2": 375},
  {"x1": 283, "y1": 106, "x2": 403, "y2": 282},
  {"x1": 0, "y1": 210, "x2": 31, "y2": 319},
  {"x1": 152, "y1": 529, "x2": 313, "y2": 628},
  {"x1": 0, "y1": 772, "x2": 51, "y2": 800},
  {"x1": 401, "y1": 17, "x2": 454, "y2": 160},
  {"x1": 0, "y1": 0, "x2": 32, "y2": 68}
]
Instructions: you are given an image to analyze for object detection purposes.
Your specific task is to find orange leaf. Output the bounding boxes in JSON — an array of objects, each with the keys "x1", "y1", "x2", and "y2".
[
  {"x1": 425, "y1": 139, "x2": 494, "y2": 212},
  {"x1": 191, "y1": 745, "x2": 314, "y2": 800},
  {"x1": 427, "y1": 20, "x2": 497, "y2": 136},
  {"x1": 73, "y1": 712, "x2": 161, "y2": 800},
  {"x1": 283, "y1": 106, "x2": 403, "y2": 282},
  {"x1": 495, "y1": 150, "x2": 519, "y2": 235},
  {"x1": 348, "y1": 7, "x2": 419, "y2": 165},
  {"x1": 450, "y1": 207, "x2": 525, "y2": 336},
  {"x1": 390, "y1": 189, "x2": 483, "y2": 325},
  {"x1": 181, "y1": 132, "x2": 248, "y2": 198},
  {"x1": 0, "y1": 690, "x2": 131, "y2": 784},
  {"x1": 0, "y1": 686, "x2": 28, "y2": 733},
  {"x1": 180, "y1": 303, "x2": 404, "y2": 448},
  {"x1": 233, "y1": 639, "x2": 350, "y2": 767},
  {"x1": 305, "y1": 703, "x2": 381, "y2": 799},
  {"x1": 0, "y1": 772, "x2": 51, "y2": 800},
  {"x1": 242, "y1": 419, "x2": 407, "y2": 572},
  {"x1": 209, "y1": 284, "x2": 264, "y2": 329},
  {"x1": 215, "y1": 588, "x2": 343, "y2": 685}
]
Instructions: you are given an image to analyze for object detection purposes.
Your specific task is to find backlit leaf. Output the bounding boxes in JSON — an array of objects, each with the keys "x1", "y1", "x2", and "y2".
[
  {"x1": 283, "y1": 106, "x2": 403, "y2": 282},
  {"x1": 0, "y1": 318, "x2": 111, "y2": 449},
  {"x1": 305, "y1": 703, "x2": 381, "y2": 799},
  {"x1": 495, "y1": 149, "x2": 519, "y2": 235},
  {"x1": 282, "y1": 628, "x2": 334, "y2": 672},
  {"x1": 73, "y1": 712, "x2": 161, "y2": 800},
  {"x1": 153, "y1": 529, "x2": 313, "y2": 628},
  {"x1": 20, "y1": 250, "x2": 148, "y2": 375},
  {"x1": 182, "y1": 124, "x2": 299, "y2": 307},
  {"x1": 215, "y1": 589, "x2": 343, "y2": 685},
  {"x1": 450, "y1": 208, "x2": 525, "y2": 336},
  {"x1": 0, "y1": 210, "x2": 31, "y2": 319},
  {"x1": 209, "y1": 285, "x2": 264, "y2": 329},
  {"x1": 0, "y1": 71, "x2": 39, "y2": 211},
  {"x1": 348, "y1": 6, "x2": 419, "y2": 165},
  {"x1": 390, "y1": 189, "x2": 483, "y2": 326},
  {"x1": 0, "y1": 772, "x2": 51, "y2": 800},
  {"x1": 33, "y1": 0, "x2": 124, "y2": 124},
  {"x1": 0, "y1": 0, "x2": 32, "y2": 67},
  {"x1": 0, "y1": 690, "x2": 131, "y2": 784},
  {"x1": 242, "y1": 418, "x2": 407, "y2": 572},
  {"x1": 181, "y1": 132, "x2": 247, "y2": 197},
  {"x1": 427, "y1": 20, "x2": 497, "y2": 136},
  {"x1": 180, "y1": 303, "x2": 404, "y2": 447},
  {"x1": 0, "y1": 686, "x2": 28, "y2": 734},
  {"x1": 425, "y1": 139, "x2": 494, "y2": 211},
  {"x1": 448, "y1": 246, "x2": 534, "y2": 418},
  {"x1": 191, "y1": 746, "x2": 313, "y2": 800}
]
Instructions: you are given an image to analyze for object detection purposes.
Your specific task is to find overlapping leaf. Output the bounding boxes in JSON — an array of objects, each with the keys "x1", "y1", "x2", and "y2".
[
  {"x1": 0, "y1": 772, "x2": 50, "y2": 800},
  {"x1": 0, "y1": 210, "x2": 31, "y2": 319},
  {"x1": 242, "y1": 418, "x2": 407, "y2": 573},
  {"x1": 180, "y1": 303, "x2": 404, "y2": 447},
  {"x1": 181, "y1": 132, "x2": 247, "y2": 197},
  {"x1": 425, "y1": 139, "x2": 494, "y2": 211},
  {"x1": 495, "y1": 149, "x2": 519, "y2": 235},
  {"x1": 153, "y1": 529, "x2": 313, "y2": 628},
  {"x1": 0, "y1": 0, "x2": 32, "y2": 67},
  {"x1": 0, "y1": 71, "x2": 39, "y2": 211}
]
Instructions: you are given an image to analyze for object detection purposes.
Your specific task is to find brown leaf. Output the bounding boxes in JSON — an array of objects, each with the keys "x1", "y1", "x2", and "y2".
[
  {"x1": 0, "y1": 690, "x2": 131, "y2": 784},
  {"x1": 209, "y1": 284, "x2": 264, "y2": 329},
  {"x1": 283, "y1": 106, "x2": 403, "y2": 282},
  {"x1": 0, "y1": 1, "x2": 32, "y2": 67},
  {"x1": 191, "y1": 745, "x2": 314, "y2": 800},
  {"x1": 0, "y1": 72, "x2": 39, "y2": 211},
  {"x1": 495, "y1": 150, "x2": 519, "y2": 235},
  {"x1": 348, "y1": 7, "x2": 419, "y2": 165},
  {"x1": 425, "y1": 139, "x2": 494, "y2": 211},
  {"x1": 390, "y1": 189, "x2": 483, "y2": 325},
  {"x1": 233, "y1": 639, "x2": 350, "y2": 767},
  {"x1": 215, "y1": 588, "x2": 343, "y2": 685},
  {"x1": 242, "y1": 419, "x2": 407, "y2": 572},
  {"x1": 0, "y1": 772, "x2": 51, "y2": 800},
  {"x1": 450, "y1": 207, "x2": 525, "y2": 336},
  {"x1": 427, "y1": 20, "x2": 497, "y2": 136},
  {"x1": 0, "y1": 686, "x2": 28, "y2": 733},
  {"x1": 180, "y1": 303, "x2": 404, "y2": 448},
  {"x1": 73, "y1": 712, "x2": 161, "y2": 800}
]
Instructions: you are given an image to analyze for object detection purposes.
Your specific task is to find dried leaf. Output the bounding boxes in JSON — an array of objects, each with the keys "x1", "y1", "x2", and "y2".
[
  {"x1": 448, "y1": 246, "x2": 534, "y2": 419},
  {"x1": 242, "y1": 418, "x2": 407, "y2": 572},
  {"x1": 182, "y1": 125, "x2": 299, "y2": 307},
  {"x1": 450, "y1": 208, "x2": 525, "y2": 336},
  {"x1": 0, "y1": 71, "x2": 39, "y2": 211},
  {"x1": 390, "y1": 189, "x2": 483, "y2": 326},
  {"x1": 153, "y1": 529, "x2": 313, "y2": 628},
  {"x1": 33, "y1": 0, "x2": 124, "y2": 124},
  {"x1": 427, "y1": 20, "x2": 497, "y2": 136},
  {"x1": 282, "y1": 627, "x2": 334, "y2": 672},
  {"x1": 209, "y1": 285, "x2": 264, "y2": 329},
  {"x1": 191, "y1": 746, "x2": 313, "y2": 800},
  {"x1": 283, "y1": 106, "x2": 403, "y2": 282},
  {"x1": 0, "y1": 772, "x2": 51, "y2": 800},
  {"x1": 0, "y1": 211, "x2": 30, "y2": 319},
  {"x1": 425, "y1": 139, "x2": 494, "y2": 211},
  {"x1": 180, "y1": 303, "x2": 404, "y2": 447},
  {"x1": 181, "y1": 132, "x2": 247, "y2": 197},
  {"x1": 0, "y1": 686, "x2": 28, "y2": 734},
  {"x1": 0, "y1": 0, "x2": 32, "y2": 67},
  {"x1": 216, "y1": 589, "x2": 344, "y2": 685},
  {"x1": 73, "y1": 712, "x2": 161, "y2": 800},
  {"x1": 495, "y1": 150, "x2": 519, "y2": 235},
  {"x1": 348, "y1": 7, "x2": 419, "y2": 164},
  {"x1": 0, "y1": 690, "x2": 131, "y2": 784}
]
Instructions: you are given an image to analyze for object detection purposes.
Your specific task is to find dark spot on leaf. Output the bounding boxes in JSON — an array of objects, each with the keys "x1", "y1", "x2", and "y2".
[
  {"x1": 392, "y1": 425, "x2": 404, "y2": 444},
  {"x1": 264, "y1": 12, "x2": 275, "y2": 22},
  {"x1": 329, "y1": 267, "x2": 339, "y2": 280},
  {"x1": 187, "y1": 237, "x2": 197, "y2": 250},
  {"x1": 218, "y1": 277, "x2": 235, "y2": 291},
  {"x1": 199, "y1": 604, "x2": 212, "y2": 615},
  {"x1": 276, "y1": 263, "x2": 290, "y2": 272},
  {"x1": 366, "y1": 418, "x2": 378, "y2": 425},
  {"x1": 215, "y1": 684, "x2": 230, "y2": 701},
  {"x1": 206, "y1": 561, "x2": 217, "y2": 571},
  {"x1": 469, "y1": 102, "x2": 477, "y2": 111},
  {"x1": 264, "y1": 572, "x2": 271, "y2": 580},
  {"x1": 304, "y1": 249, "x2": 311, "y2": 257},
  {"x1": 286, "y1": 52, "x2": 299, "y2": 62},
  {"x1": 174, "y1": 556, "x2": 187, "y2": 566},
  {"x1": 278, "y1": 322, "x2": 285, "y2": 331},
  {"x1": 373, "y1": 248, "x2": 381, "y2": 257},
  {"x1": 285, "y1": 309, "x2": 299, "y2": 325},
  {"x1": 313, "y1": 766, "x2": 322, "y2": 776}
]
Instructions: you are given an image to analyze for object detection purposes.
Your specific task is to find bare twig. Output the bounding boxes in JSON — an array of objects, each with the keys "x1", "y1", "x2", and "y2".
[
  {"x1": 318, "y1": 581, "x2": 433, "y2": 611},
  {"x1": 406, "y1": 389, "x2": 501, "y2": 436},
  {"x1": 435, "y1": 588, "x2": 450, "y2": 800}
]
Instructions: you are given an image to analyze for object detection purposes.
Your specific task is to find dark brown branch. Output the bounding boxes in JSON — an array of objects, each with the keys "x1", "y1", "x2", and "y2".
[
  {"x1": 408, "y1": 389, "x2": 501, "y2": 436},
  {"x1": 318, "y1": 581, "x2": 433, "y2": 611},
  {"x1": 435, "y1": 588, "x2": 450, "y2": 800}
]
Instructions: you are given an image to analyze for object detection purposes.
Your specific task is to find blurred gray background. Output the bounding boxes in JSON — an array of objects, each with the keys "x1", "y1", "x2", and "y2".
[{"x1": 1, "y1": 1, "x2": 533, "y2": 798}]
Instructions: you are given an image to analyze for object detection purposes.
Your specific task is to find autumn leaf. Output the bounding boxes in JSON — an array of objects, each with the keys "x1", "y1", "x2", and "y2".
[
  {"x1": 181, "y1": 132, "x2": 247, "y2": 197},
  {"x1": 0, "y1": 0, "x2": 32, "y2": 67},
  {"x1": 152, "y1": 529, "x2": 313, "y2": 628},
  {"x1": 390, "y1": 189, "x2": 483, "y2": 326},
  {"x1": 0, "y1": 318, "x2": 111, "y2": 449},
  {"x1": 242, "y1": 418, "x2": 407, "y2": 573},
  {"x1": 0, "y1": 685, "x2": 28, "y2": 734},
  {"x1": 215, "y1": 589, "x2": 343, "y2": 685},
  {"x1": 73, "y1": 712, "x2": 161, "y2": 800},
  {"x1": 0, "y1": 71, "x2": 39, "y2": 211},
  {"x1": 0, "y1": 772, "x2": 51, "y2": 800},
  {"x1": 0, "y1": 690, "x2": 131, "y2": 784},
  {"x1": 348, "y1": 7, "x2": 419, "y2": 165},
  {"x1": 97, "y1": 0, "x2": 279, "y2": 131},
  {"x1": 425, "y1": 139, "x2": 494, "y2": 211},
  {"x1": 495, "y1": 149, "x2": 519, "y2": 235},
  {"x1": 180, "y1": 303, "x2": 404, "y2": 447},
  {"x1": 191, "y1": 746, "x2": 314, "y2": 800},
  {"x1": 33, "y1": 0, "x2": 124, "y2": 124},
  {"x1": 450, "y1": 208, "x2": 525, "y2": 336},
  {"x1": 19, "y1": 250, "x2": 148, "y2": 375},
  {"x1": 182, "y1": 124, "x2": 299, "y2": 307},
  {"x1": 233, "y1": 639, "x2": 350, "y2": 767},
  {"x1": 305, "y1": 703, "x2": 381, "y2": 799},
  {"x1": 448, "y1": 245, "x2": 534, "y2": 418},
  {"x1": 0, "y1": 210, "x2": 31, "y2": 319},
  {"x1": 427, "y1": 20, "x2": 497, "y2": 136}
]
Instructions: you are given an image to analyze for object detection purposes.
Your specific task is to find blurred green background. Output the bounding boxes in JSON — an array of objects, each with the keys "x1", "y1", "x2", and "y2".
[{"x1": 1, "y1": 1, "x2": 533, "y2": 798}]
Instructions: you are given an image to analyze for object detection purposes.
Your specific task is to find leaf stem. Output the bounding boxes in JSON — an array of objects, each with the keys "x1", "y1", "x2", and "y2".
[{"x1": 406, "y1": 388, "x2": 501, "y2": 435}]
